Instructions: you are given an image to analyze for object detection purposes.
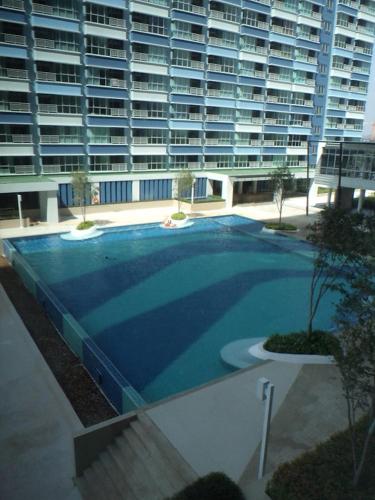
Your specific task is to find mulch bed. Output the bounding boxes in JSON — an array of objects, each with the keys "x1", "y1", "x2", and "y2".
[{"x1": 0, "y1": 256, "x2": 117, "y2": 427}]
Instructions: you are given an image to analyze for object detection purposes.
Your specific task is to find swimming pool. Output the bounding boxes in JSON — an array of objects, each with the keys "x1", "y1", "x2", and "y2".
[{"x1": 5, "y1": 215, "x2": 337, "y2": 412}]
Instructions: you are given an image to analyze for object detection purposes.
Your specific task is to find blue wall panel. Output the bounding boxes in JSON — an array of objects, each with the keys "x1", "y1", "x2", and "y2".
[
  {"x1": 35, "y1": 82, "x2": 82, "y2": 96},
  {"x1": 140, "y1": 179, "x2": 172, "y2": 201},
  {"x1": 85, "y1": 55, "x2": 127, "y2": 70},
  {"x1": 31, "y1": 15, "x2": 79, "y2": 32},
  {"x1": 99, "y1": 181, "x2": 132, "y2": 204},
  {"x1": 58, "y1": 184, "x2": 74, "y2": 207},
  {"x1": 194, "y1": 177, "x2": 207, "y2": 198}
]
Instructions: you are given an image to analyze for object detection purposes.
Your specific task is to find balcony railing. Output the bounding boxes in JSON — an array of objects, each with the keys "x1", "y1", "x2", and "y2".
[
  {"x1": 87, "y1": 77, "x2": 126, "y2": 88},
  {"x1": 174, "y1": 86, "x2": 203, "y2": 95},
  {"x1": 207, "y1": 89, "x2": 235, "y2": 98},
  {"x1": 241, "y1": 44, "x2": 267, "y2": 55},
  {"x1": 132, "y1": 81, "x2": 167, "y2": 92},
  {"x1": 89, "y1": 136, "x2": 127, "y2": 144},
  {"x1": 132, "y1": 162, "x2": 167, "y2": 170},
  {"x1": 353, "y1": 45, "x2": 372, "y2": 55},
  {"x1": 269, "y1": 49, "x2": 293, "y2": 59},
  {"x1": 332, "y1": 62, "x2": 352, "y2": 71},
  {"x1": 263, "y1": 140, "x2": 287, "y2": 146},
  {"x1": 172, "y1": 1, "x2": 205, "y2": 15},
  {"x1": 208, "y1": 63, "x2": 235, "y2": 74},
  {"x1": 290, "y1": 120, "x2": 311, "y2": 127},
  {"x1": 267, "y1": 95, "x2": 290, "y2": 104},
  {"x1": 292, "y1": 98, "x2": 313, "y2": 106},
  {"x1": 40, "y1": 135, "x2": 83, "y2": 144},
  {"x1": 208, "y1": 37, "x2": 236, "y2": 48},
  {"x1": 347, "y1": 105, "x2": 365, "y2": 112},
  {"x1": 1, "y1": 33, "x2": 26, "y2": 46},
  {"x1": 132, "y1": 109, "x2": 167, "y2": 118},
  {"x1": 86, "y1": 15, "x2": 126, "y2": 28},
  {"x1": 243, "y1": 18, "x2": 268, "y2": 30},
  {"x1": 33, "y1": 3, "x2": 79, "y2": 19},
  {"x1": 271, "y1": 25, "x2": 295, "y2": 36},
  {"x1": 86, "y1": 46, "x2": 126, "y2": 58},
  {"x1": 132, "y1": 22, "x2": 167, "y2": 36},
  {"x1": 356, "y1": 24, "x2": 375, "y2": 35},
  {"x1": 175, "y1": 31, "x2": 205, "y2": 43},
  {"x1": 264, "y1": 118, "x2": 289, "y2": 125},
  {"x1": 0, "y1": 134, "x2": 32, "y2": 143},
  {"x1": 236, "y1": 139, "x2": 262, "y2": 146},
  {"x1": 39, "y1": 103, "x2": 80, "y2": 114},
  {"x1": 206, "y1": 138, "x2": 232, "y2": 145},
  {"x1": 209, "y1": 9, "x2": 238, "y2": 23},
  {"x1": 89, "y1": 163, "x2": 127, "y2": 172},
  {"x1": 206, "y1": 114, "x2": 234, "y2": 122},
  {"x1": 132, "y1": 52, "x2": 168, "y2": 64},
  {"x1": 0, "y1": 101, "x2": 30, "y2": 112},
  {"x1": 1, "y1": 0, "x2": 24, "y2": 10},
  {"x1": 0, "y1": 164, "x2": 33, "y2": 175},
  {"x1": 335, "y1": 40, "x2": 354, "y2": 50},
  {"x1": 298, "y1": 31, "x2": 319, "y2": 42},
  {"x1": 172, "y1": 113, "x2": 203, "y2": 120},
  {"x1": 0, "y1": 68, "x2": 28, "y2": 79},
  {"x1": 240, "y1": 69, "x2": 266, "y2": 78},
  {"x1": 237, "y1": 116, "x2": 262, "y2": 124},
  {"x1": 172, "y1": 59, "x2": 204, "y2": 70},
  {"x1": 171, "y1": 137, "x2": 201, "y2": 145},
  {"x1": 36, "y1": 71, "x2": 79, "y2": 83},
  {"x1": 35, "y1": 38, "x2": 79, "y2": 52}
]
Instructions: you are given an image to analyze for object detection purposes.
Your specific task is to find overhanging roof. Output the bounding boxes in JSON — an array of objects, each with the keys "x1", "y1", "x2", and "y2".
[{"x1": 0, "y1": 176, "x2": 58, "y2": 194}]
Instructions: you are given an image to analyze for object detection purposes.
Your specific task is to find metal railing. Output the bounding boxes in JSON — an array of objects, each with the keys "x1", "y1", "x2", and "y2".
[
  {"x1": 1, "y1": 0, "x2": 24, "y2": 10},
  {"x1": 40, "y1": 135, "x2": 83, "y2": 144},
  {"x1": 132, "y1": 81, "x2": 167, "y2": 92},
  {"x1": 0, "y1": 102, "x2": 30, "y2": 112},
  {"x1": 1, "y1": 33, "x2": 26, "y2": 45},
  {"x1": 1, "y1": 134, "x2": 32, "y2": 143},
  {"x1": 0, "y1": 164, "x2": 33, "y2": 175},
  {"x1": 1, "y1": 68, "x2": 28, "y2": 79}
]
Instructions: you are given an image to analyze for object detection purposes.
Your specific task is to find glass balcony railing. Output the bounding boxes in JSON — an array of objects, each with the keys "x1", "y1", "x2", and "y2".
[
  {"x1": 132, "y1": 52, "x2": 168, "y2": 64},
  {"x1": 207, "y1": 88, "x2": 236, "y2": 98},
  {"x1": 171, "y1": 137, "x2": 201, "y2": 145},
  {"x1": 36, "y1": 71, "x2": 80, "y2": 83},
  {"x1": 269, "y1": 49, "x2": 293, "y2": 59},
  {"x1": 208, "y1": 37, "x2": 236, "y2": 48},
  {"x1": 206, "y1": 137, "x2": 233, "y2": 145},
  {"x1": 35, "y1": 38, "x2": 79, "y2": 52},
  {"x1": 175, "y1": 31, "x2": 205, "y2": 43},
  {"x1": 271, "y1": 25, "x2": 295, "y2": 37},
  {"x1": 0, "y1": 33, "x2": 26, "y2": 46},
  {"x1": 0, "y1": 0, "x2": 24, "y2": 10},
  {"x1": 40, "y1": 135, "x2": 83, "y2": 144},
  {"x1": 173, "y1": 86, "x2": 203, "y2": 95},
  {"x1": 89, "y1": 162, "x2": 127, "y2": 172},
  {"x1": 132, "y1": 109, "x2": 168, "y2": 118},
  {"x1": 86, "y1": 46, "x2": 126, "y2": 58},
  {"x1": 39, "y1": 103, "x2": 81, "y2": 114},
  {"x1": 354, "y1": 45, "x2": 372, "y2": 55},
  {"x1": 89, "y1": 136, "x2": 127, "y2": 144},
  {"x1": 209, "y1": 9, "x2": 238, "y2": 23},
  {"x1": 206, "y1": 114, "x2": 234, "y2": 122},
  {"x1": 132, "y1": 81, "x2": 168, "y2": 92},
  {"x1": 172, "y1": 59, "x2": 204, "y2": 70},
  {"x1": 0, "y1": 68, "x2": 28, "y2": 79},
  {"x1": 208, "y1": 63, "x2": 235, "y2": 74},
  {"x1": 33, "y1": 3, "x2": 79, "y2": 20},
  {"x1": 172, "y1": 113, "x2": 203, "y2": 120},
  {"x1": 132, "y1": 22, "x2": 167, "y2": 36},
  {"x1": 88, "y1": 107, "x2": 127, "y2": 116}
]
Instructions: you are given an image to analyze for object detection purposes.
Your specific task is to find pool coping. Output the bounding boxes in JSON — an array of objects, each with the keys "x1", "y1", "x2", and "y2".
[{"x1": 249, "y1": 341, "x2": 335, "y2": 365}]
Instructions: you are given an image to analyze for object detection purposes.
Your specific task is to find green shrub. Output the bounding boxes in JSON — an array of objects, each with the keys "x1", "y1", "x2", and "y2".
[
  {"x1": 266, "y1": 417, "x2": 375, "y2": 500},
  {"x1": 76, "y1": 220, "x2": 95, "y2": 230},
  {"x1": 171, "y1": 212, "x2": 187, "y2": 220},
  {"x1": 264, "y1": 331, "x2": 339, "y2": 356},
  {"x1": 167, "y1": 472, "x2": 245, "y2": 500},
  {"x1": 265, "y1": 223, "x2": 297, "y2": 231}
]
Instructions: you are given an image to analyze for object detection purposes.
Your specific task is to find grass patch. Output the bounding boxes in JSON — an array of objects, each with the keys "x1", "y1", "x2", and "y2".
[
  {"x1": 181, "y1": 195, "x2": 224, "y2": 204},
  {"x1": 264, "y1": 331, "x2": 339, "y2": 356},
  {"x1": 265, "y1": 223, "x2": 297, "y2": 231},
  {"x1": 167, "y1": 472, "x2": 245, "y2": 500},
  {"x1": 266, "y1": 417, "x2": 375, "y2": 500},
  {"x1": 76, "y1": 220, "x2": 95, "y2": 230},
  {"x1": 171, "y1": 212, "x2": 187, "y2": 220}
]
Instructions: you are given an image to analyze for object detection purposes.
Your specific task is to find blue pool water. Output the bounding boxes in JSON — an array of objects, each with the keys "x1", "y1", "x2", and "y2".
[{"x1": 9, "y1": 216, "x2": 337, "y2": 406}]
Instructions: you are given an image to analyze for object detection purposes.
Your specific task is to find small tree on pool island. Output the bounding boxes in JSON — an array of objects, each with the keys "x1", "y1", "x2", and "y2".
[
  {"x1": 175, "y1": 168, "x2": 195, "y2": 214},
  {"x1": 306, "y1": 208, "x2": 373, "y2": 338},
  {"x1": 269, "y1": 166, "x2": 294, "y2": 226},
  {"x1": 71, "y1": 171, "x2": 92, "y2": 224}
]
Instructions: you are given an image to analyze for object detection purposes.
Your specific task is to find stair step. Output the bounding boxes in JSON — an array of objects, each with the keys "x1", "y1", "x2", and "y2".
[
  {"x1": 82, "y1": 466, "x2": 108, "y2": 500},
  {"x1": 109, "y1": 440, "x2": 163, "y2": 500},
  {"x1": 92, "y1": 459, "x2": 123, "y2": 500},
  {"x1": 121, "y1": 427, "x2": 177, "y2": 497},
  {"x1": 99, "y1": 450, "x2": 132, "y2": 500},
  {"x1": 136, "y1": 413, "x2": 197, "y2": 484},
  {"x1": 75, "y1": 475, "x2": 94, "y2": 500}
]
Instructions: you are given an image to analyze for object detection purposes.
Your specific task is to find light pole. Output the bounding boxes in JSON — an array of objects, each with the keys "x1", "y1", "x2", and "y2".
[
  {"x1": 191, "y1": 177, "x2": 196, "y2": 211},
  {"x1": 257, "y1": 377, "x2": 275, "y2": 480},
  {"x1": 17, "y1": 194, "x2": 23, "y2": 228}
]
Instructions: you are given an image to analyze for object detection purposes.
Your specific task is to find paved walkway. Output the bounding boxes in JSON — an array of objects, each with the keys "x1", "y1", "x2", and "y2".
[{"x1": 0, "y1": 284, "x2": 83, "y2": 500}]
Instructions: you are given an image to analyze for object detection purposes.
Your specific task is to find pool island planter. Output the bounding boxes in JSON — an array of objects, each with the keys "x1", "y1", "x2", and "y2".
[
  {"x1": 71, "y1": 225, "x2": 97, "y2": 238},
  {"x1": 249, "y1": 341, "x2": 335, "y2": 365}
]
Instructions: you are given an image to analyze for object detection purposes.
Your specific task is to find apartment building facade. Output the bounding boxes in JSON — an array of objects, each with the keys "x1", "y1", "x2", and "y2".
[{"x1": 0, "y1": 0, "x2": 374, "y2": 220}]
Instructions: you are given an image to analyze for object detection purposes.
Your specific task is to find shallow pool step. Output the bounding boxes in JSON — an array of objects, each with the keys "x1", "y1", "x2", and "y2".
[{"x1": 76, "y1": 412, "x2": 197, "y2": 500}]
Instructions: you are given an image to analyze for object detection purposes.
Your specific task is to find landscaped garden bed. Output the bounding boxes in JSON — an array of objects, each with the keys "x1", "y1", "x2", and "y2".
[
  {"x1": 167, "y1": 472, "x2": 245, "y2": 500},
  {"x1": 264, "y1": 331, "x2": 339, "y2": 356}
]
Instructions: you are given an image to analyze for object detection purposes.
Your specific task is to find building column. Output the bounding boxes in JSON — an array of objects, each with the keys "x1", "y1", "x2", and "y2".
[
  {"x1": 327, "y1": 189, "x2": 332, "y2": 207},
  {"x1": 252, "y1": 181, "x2": 258, "y2": 193},
  {"x1": 237, "y1": 181, "x2": 243, "y2": 194},
  {"x1": 206, "y1": 179, "x2": 213, "y2": 197},
  {"x1": 308, "y1": 182, "x2": 319, "y2": 207},
  {"x1": 132, "y1": 179, "x2": 140, "y2": 202},
  {"x1": 223, "y1": 177, "x2": 234, "y2": 208},
  {"x1": 357, "y1": 189, "x2": 366, "y2": 213},
  {"x1": 39, "y1": 190, "x2": 59, "y2": 223}
]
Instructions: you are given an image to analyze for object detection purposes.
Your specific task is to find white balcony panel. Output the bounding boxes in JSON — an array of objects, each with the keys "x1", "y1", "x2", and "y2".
[
  {"x1": 207, "y1": 19, "x2": 240, "y2": 34},
  {"x1": 0, "y1": 80, "x2": 30, "y2": 92},
  {"x1": 131, "y1": 145, "x2": 167, "y2": 155},
  {"x1": 331, "y1": 68, "x2": 351, "y2": 78},
  {"x1": 272, "y1": 8, "x2": 297, "y2": 22},
  {"x1": 130, "y1": 1, "x2": 169, "y2": 18},
  {"x1": 130, "y1": 90, "x2": 168, "y2": 102},
  {"x1": 297, "y1": 15, "x2": 321, "y2": 29},
  {"x1": 266, "y1": 80, "x2": 293, "y2": 91},
  {"x1": 239, "y1": 52, "x2": 267, "y2": 64},
  {"x1": 346, "y1": 111, "x2": 365, "y2": 119},
  {"x1": 354, "y1": 31, "x2": 374, "y2": 43},
  {"x1": 235, "y1": 124, "x2": 263, "y2": 133},
  {"x1": 287, "y1": 147, "x2": 307, "y2": 155},
  {"x1": 357, "y1": 11, "x2": 375, "y2": 23},
  {"x1": 84, "y1": 24, "x2": 127, "y2": 41},
  {"x1": 291, "y1": 83, "x2": 315, "y2": 93},
  {"x1": 38, "y1": 115, "x2": 83, "y2": 126},
  {"x1": 0, "y1": 145, "x2": 34, "y2": 156},
  {"x1": 130, "y1": 62, "x2": 168, "y2": 75},
  {"x1": 34, "y1": 50, "x2": 80, "y2": 65},
  {"x1": 315, "y1": 173, "x2": 375, "y2": 191}
]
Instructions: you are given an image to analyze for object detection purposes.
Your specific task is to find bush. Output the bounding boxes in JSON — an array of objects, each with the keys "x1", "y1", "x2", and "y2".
[
  {"x1": 264, "y1": 331, "x2": 339, "y2": 356},
  {"x1": 265, "y1": 223, "x2": 297, "y2": 231},
  {"x1": 167, "y1": 472, "x2": 245, "y2": 500},
  {"x1": 76, "y1": 220, "x2": 95, "y2": 230},
  {"x1": 266, "y1": 417, "x2": 375, "y2": 500},
  {"x1": 171, "y1": 212, "x2": 187, "y2": 220}
]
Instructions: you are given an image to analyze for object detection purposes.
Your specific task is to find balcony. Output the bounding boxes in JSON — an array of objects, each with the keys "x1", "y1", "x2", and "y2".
[
  {"x1": 208, "y1": 37, "x2": 236, "y2": 49},
  {"x1": 35, "y1": 38, "x2": 79, "y2": 53},
  {"x1": 171, "y1": 137, "x2": 201, "y2": 145},
  {"x1": 132, "y1": 52, "x2": 168, "y2": 65},
  {"x1": 174, "y1": 86, "x2": 203, "y2": 95},
  {"x1": 332, "y1": 62, "x2": 352, "y2": 71},
  {"x1": 356, "y1": 24, "x2": 375, "y2": 35},
  {"x1": 172, "y1": 1, "x2": 205, "y2": 16},
  {"x1": 292, "y1": 98, "x2": 313, "y2": 106},
  {"x1": 172, "y1": 113, "x2": 203, "y2": 120},
  {"x1": 296, "y1": 54, "x2": 317, "y2": 64},
  {"x1": 268, "y1": 73, "x2": 292, "y2": 83},
  {"x1": 89, "y1": 107, "x2": 127, "y2": 116},
  {"x1": 236, "y1": 139, "x2": 262, "y2": 146},
  {"x1": 206, "y1": 138, "x2": 232, "y2": 145},
  {"x1": 240, "y1": 68, "x2": 266, "y2": 79},
  {"x1": 172, "y1": 59, "x2": 204, "y2": 70},
  {"x1": 0, "y1": 33, "x2": 26, "y2": 46},
  {"x1": 39, "y1": 103, "x2": 80, "y2": 114},
  {"x1": 241, "y1": 43, "x2": 267, "y2": 55},
  {"x1": 263, "y1": 140, "x2": 287, "y2": 146},
  {"x1": 264, "y1": 118, "x2": 289, "y2": 125},
  {"x1": 267, "y1": 95, "x2": 290, "y2": 104},
  {"x1": 242, "y1": 18, "x2": 268, "y2": 30},
  {"x1": 289, "y1": 120, "x2": 311, "y2": 127},
  {"x1": 207, "y1": 88, "x2": 235, "y2": 98},
  {"x1": 0, "y1": 68, "x2": 27, "y2": 79},
  {"x1": 349, "y1": 86, "x2": 367, "y2": 93},
  {"x1": 0, "y1": 0, "x2": 24, "y2": 10},
  {"x1": 40, "y1": 135, "x2": 83, "y2": 144},
  {"x1": 33, "y1": 3, "x2": 79, "y2": 20},
  {"x1": 0, "y1": 101, "x2": 30, "y2": 112},
  {"x1": 86, "y1": 46, "x2": 126, "y2": 58},
  {"x1": 0, "y1": 164, "x2": 33, "y2": 175},
  {"x1": 209, "y1": 9, "x2": 238, "y2": 23},
  {"x1": 273, "y1": 0, "x2": 296, "y2": 12},
  {"x1": 354, "y1": 45, "x2": 372, "y2": 55},
  {"x1": 271, "y1": 25, "x2": 295, "y2": 37},
  {"x1": 132, "y1": 22, "x2": 167, "y2": 36},
  {"x1": 335, "y1": 40, "x2": 354, "y2": 51},
  {"x1": 206, "y1": 114, "x2": 234, "y2": 122},
  {"x1": 207, "y1": 63, "x2": 235, "y2": 74},
  {"x1": 132, "y1": 109, "x2": 167, "y2": 118},
  {"x1": 298, "y1": 31, "x2": 319, "y2": 43},
  {"x1": 238, "y1": 116, "x2": 262, "y2": 124},
  {"x1": 89, "y1": 135, "x2": 127, "y2": 144},
  {"x1": 269, "y1": 49, "x2": 293, "y2": 59},
  {"x1": 175, "y1": 31, "x2": 205, "y2": 43},
  {"x1": 36, "y1": 71, "x2": 79, "y2": 83},
  {"x1": 89, "y1": 162, "x2": 127, "y2": 172},
  {"x1": 347, "y1": 104, "x2": 365, "y2": 112},
  {"x1": 0, "y1": 134, "x2": 32, "y2": 143},
  {"x1": 132, "y1": 81, "x2": 167, "y2": 92}
]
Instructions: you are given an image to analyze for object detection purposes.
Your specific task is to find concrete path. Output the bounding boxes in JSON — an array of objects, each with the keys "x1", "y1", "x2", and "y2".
[
  {"x1": 146, "y1": 361, "x2": 302, "y2": 481},
  {"x1": 0, "y1": 284, "x2": 83, "y2": 500},
  {"x1": 239, "y1": 364, "x2": 347, "y2": 499}
]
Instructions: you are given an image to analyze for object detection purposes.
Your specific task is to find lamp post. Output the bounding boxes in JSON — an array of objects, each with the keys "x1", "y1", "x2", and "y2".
[
  {"x1": 191, "y1": 177, "x2": 196, "y2": 211},
  {"x1": 17, "y1": 194, "x2": 23, "y2": 228},
  {"x1": 257, "y1": 377, "x2": 275, "y2": 480}
]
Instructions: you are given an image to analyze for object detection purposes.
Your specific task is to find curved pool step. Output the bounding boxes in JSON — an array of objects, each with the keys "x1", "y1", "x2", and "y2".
[{"x1": 221, "y1": 337, "x2": 266, "y2": 369}]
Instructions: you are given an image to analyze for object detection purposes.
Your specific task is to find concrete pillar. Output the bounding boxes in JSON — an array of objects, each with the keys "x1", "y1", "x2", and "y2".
[
  {"x1": 252, "y1": 181, "x2": 258, "y2": 194},
  {"x1": 327, "y1": 189, "x2": 332, "y2": 207},
  {"x1": 132, "y1": 179, "x2": 140, "y2": 202},
  {"x1": 206, "y1": 179, "x2": 213, "y2": 196},
  {"x1": 357, "y1": 189, "x2": 366, "y2": 213},
  {"x1": 39, "y1": 190, "x2": 59, "y2": 223},
  {"x1": 223, "y1": 177, "x2": 234, "y2": 208},
  {"x1": 308, "y1": 182, "x2": 319, "y2": 207},
  {"x1": 335, "y1": 187, "x2": 354, "y2": 210},
  {"x1": 237, "y1": 181, "x2": 243, "y2": 194}
]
